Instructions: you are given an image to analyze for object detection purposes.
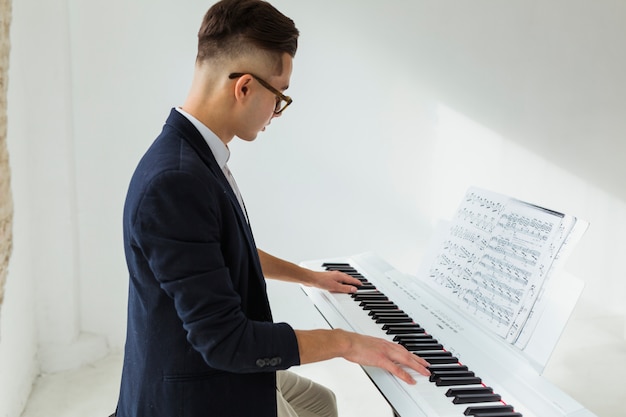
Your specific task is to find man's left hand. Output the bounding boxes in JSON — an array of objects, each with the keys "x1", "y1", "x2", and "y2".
[{"x1": 309, "y1": 270, "x2": 362, "y2": 294}]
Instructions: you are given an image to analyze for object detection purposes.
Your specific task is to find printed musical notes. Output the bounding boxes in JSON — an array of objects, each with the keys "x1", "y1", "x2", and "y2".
[{"x1": 426, "y1": 188, "x2": 579, "y2": 346}]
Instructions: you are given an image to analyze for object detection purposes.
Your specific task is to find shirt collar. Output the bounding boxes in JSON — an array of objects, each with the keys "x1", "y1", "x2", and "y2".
[{"x1": 175, "y1": 107, "x2": 230, "y2": 168}]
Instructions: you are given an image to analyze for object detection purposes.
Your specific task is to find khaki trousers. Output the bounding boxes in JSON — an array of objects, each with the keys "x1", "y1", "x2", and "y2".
[{"x1": 276, "y1": 371, "x2": 338, "y2": 417}]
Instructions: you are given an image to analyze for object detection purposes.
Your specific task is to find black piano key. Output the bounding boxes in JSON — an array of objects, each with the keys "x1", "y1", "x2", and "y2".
[
  {"x1": 326, "y1": 268, "x2": 358, "y2": 274},
  {"x1": 384, "y1": 324, "x2": 425, "y2": 333},
  {"x1": 473, "y1": 413, "x2": 522, "y2": 417},
  {"x1": 376, "y1": 317, "x2": 414, "y2": 324},
  {"x1": 418, "y1": 355, "x2": 459, "y2": 364},
  {"x1": 371, "y1": 312, "x2": 410, "y2": 317},
  {"x1": 382, "y1": 321, "x2": 422, "y2": 327},
  {"x1": 398, "y1": 338, "x2": 436, "y2": 344},
  {"x1": 394, "y1": 333, "x2": 432, "y2": 345},
  {"x1": 374, "y1": 311, "x2": 409, "y2": 316},
  {"x1": 352, "y1": 285, "x2": 379, "y2": 291},
  {"x1": 372, "y1": 315, "x2": 411, "y2": 322},
  {"x1": 394, "y1": 335, "x2": 435, "y2": 342},
  {"x1": 415, "y1": 351, "x2": 452, "y2": 357},
  {"x1": 371, "y1": 314, "x2": 408, "y2": 321},
  {"x1": 453, "y1": 393, "x2": 502, "y2": 404},
  {"x1": 386, "y1": 328, "x2": 426, "y2": 335},
  {"x1": 331, "y1": 268, "x2": 360, "y2": 274},
  {"x1": 359, "y1": 299, "x2": 395, "y2": 305},
  {"x1": 445, "y1": 386, "x2": 492, "y2": 397},
  {"x1": 365, "y1": 306, "x2": 405, "y2": 313},
  {"x1": 369, "y1": 309, "x2": 407, "y2": 315},
  {"x1": 429, "y1": 370, "x2": 475, "y2": 382},
  {"x1": 354, "y1": 294, "x2": 388, "y2": 301},
  {"x1": 356, "y1": 284, "x2": 377, "y2": 290},
  {"x1": 404, "y1": 343, "x2": 445, "y2": 352},
  {"x1": 380, "y1": 322, "x2": 423, "y2": 324},
  {"x1": 430, "y1": 365, "x2": 469, "y2": 373},
  {"x1": 400, "y1": 340, "x2": 441, "y2": 346},
  {"x1": 435, "y1": 376, "x2": 482, "y2": 386},
  {"x1": 371, "y1": 314, "x2": 410, "y2": 321},
  {"x1": 362, "y1": 303, "x2": 398, "y2": 310},
  {"x1": 332, "y1": 266, "x2": 357, "y2": 271},
  {"x1": 464, "y1": 405, "x2": 515, "y2": 415},
  {"x1": 399, "y1": 340, "x2": 438, "y2": 349},
  {"x1": 397, "y1": 338, "x2": 436, "y2": 347},
  {"x1": 351, "y1": 291, "x2": 385, "y2": 299}
]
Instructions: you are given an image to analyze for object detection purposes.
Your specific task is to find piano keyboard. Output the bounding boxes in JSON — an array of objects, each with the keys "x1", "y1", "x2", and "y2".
[
  {"x1": 300, "y1": 253, "x2": 597, "y2": 417},
  {"x1": 323, "y1": 261, "x2": 522, "y2": 417}
]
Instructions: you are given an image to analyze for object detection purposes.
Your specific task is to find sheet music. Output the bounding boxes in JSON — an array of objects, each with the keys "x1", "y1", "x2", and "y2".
[{"x1": 425, "y1": 187, "x2": 580, "y2": 347}]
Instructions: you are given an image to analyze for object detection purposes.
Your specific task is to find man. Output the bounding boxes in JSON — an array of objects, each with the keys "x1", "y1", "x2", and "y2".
[{"x1": 114, "y1": 1, "x2": 430, "y2": 416}]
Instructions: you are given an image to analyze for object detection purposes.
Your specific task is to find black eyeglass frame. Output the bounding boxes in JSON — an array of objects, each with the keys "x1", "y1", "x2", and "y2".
[{"x1": 229, "y1": 72, "x2": 293, "y2": 115}]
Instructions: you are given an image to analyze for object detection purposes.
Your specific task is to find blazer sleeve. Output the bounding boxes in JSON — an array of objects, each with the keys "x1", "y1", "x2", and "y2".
[{"x1": 128, "y1": 168, "x2": 300, "y2": 373}]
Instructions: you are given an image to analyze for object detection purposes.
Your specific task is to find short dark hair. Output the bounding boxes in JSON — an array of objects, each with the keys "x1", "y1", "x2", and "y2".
[{"x1": 197, "y1": 0, "x2": 299, "y2": 65}]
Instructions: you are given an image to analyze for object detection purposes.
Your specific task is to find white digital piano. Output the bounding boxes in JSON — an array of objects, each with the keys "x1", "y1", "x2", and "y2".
[{"x1": 299, "y1": 188, "x2": 596, "y2": 417}]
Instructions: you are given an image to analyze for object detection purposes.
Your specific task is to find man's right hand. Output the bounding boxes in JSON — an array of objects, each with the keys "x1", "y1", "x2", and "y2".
[{"x1": 294, "y1": 329, "x2": 431, "y2": 385}]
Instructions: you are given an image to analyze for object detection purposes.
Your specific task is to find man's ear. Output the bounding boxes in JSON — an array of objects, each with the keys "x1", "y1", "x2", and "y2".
[{"x1": 234, "y1": 75, "x2": 253, "y2": 102}]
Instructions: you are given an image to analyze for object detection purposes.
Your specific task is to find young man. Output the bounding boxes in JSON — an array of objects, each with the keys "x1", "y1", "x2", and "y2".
[{"x1": 114, "y1": 1, "x2": 430, "y2": 416}]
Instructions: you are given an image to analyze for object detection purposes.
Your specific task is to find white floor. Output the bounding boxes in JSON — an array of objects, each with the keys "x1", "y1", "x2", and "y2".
[{"x1": 19, "y1": 281, "x2": 626, "y2": 417}]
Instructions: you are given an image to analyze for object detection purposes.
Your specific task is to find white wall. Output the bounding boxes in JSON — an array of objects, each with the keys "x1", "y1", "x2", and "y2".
[
  {"x1": 63, "y1": 0, "x2": 626, "y2": 352},
  {"x1": 45, "y1": 0, "x2": 626, "y2": 350},
  {"x1": 1, "y1": 0, "x2": 107, "y2": 414},
  {"x1": 1, "y1": 0, "x2": 625, "y2": 415},
  {"x1": 66, "y1": 0, "x2": 209, "y2": 349}
]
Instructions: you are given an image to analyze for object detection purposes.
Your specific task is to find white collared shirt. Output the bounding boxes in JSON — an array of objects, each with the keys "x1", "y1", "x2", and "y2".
[{"x1": 175, "y1": 107, "x2": 247, "y2": 218}]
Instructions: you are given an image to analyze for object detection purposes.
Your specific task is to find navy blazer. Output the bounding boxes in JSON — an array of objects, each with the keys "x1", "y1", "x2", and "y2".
[{"x1": 115, "y1": 109, "x2": 300, "y2": 417}]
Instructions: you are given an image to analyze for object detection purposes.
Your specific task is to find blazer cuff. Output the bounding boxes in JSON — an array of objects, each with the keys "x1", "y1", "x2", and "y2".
[{"x1": 252, "y1": 322, "x2": 300, "y2": 372}]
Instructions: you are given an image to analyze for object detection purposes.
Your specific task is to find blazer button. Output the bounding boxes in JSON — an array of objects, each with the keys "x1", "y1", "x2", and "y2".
[{"x1": 269, "y1": 357, "x2": 281, "y2": 367}]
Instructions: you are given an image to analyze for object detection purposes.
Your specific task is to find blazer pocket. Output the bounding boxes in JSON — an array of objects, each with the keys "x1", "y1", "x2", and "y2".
[{"x1": 163, "y1": 369, "x2": 225, "y2": 382}]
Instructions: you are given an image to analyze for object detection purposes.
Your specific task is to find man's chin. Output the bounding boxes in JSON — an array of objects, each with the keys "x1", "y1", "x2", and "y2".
[{"x1": 236, "y1": 133, "x2": 260, "y2": 142}]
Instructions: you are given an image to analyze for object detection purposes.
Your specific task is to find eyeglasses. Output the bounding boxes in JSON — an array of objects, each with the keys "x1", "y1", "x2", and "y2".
[{"x1": 229, "y1": 72, "x2": 293, "y2": 115}]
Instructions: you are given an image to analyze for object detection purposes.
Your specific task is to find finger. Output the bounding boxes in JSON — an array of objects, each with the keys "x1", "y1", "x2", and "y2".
[
  {"x1": 326, "y1": 271, "x2": 361, "y2": 285},
  {"x1": 415, "y1": 354, "x2": 431, "y2": 369},
  {"x1": 386, "y1": 362, "x2": 416, "y2": 385},
  {"x1": 341, "y1": 275, "x2": 363, "y2": 287},
  {"x1": 411, "y1": 358, "x2": 431, "y2": 377},
  {"x1": 405, "y1": 353, "x2": 431, "y2": 377},
  {"x1": 326, "y1": 272, "x2": 361, "y2": 293},
  {"x1": 389, "y1": 345, "x2": 431, "y2": 377},
  {"x1": 334, "y1": 283, "x2": 358, "y2": 294}
]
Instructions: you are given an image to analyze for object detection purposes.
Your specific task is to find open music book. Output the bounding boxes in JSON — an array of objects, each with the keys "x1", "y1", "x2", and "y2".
[{"x1": 416, "y1": 187, "x2": 588, "y2": 367}]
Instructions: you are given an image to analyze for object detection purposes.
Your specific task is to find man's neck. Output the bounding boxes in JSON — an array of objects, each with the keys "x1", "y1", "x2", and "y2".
[
  {"x1": 180, "y1": 99, "x2": 234, "y2": 146},
  {"x1": 182, "y1": 66, "x2": 236, "y2": 145}
]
